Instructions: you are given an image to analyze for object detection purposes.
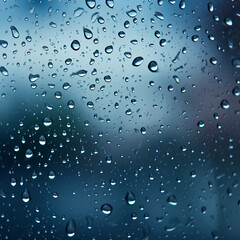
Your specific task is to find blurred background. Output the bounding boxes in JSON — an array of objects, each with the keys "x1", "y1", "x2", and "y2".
[{"x1": 0, "y1": 0, "x2": 240, "y2": 239}]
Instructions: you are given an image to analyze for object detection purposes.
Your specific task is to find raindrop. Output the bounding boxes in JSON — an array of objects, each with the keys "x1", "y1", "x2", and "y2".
[
  {"x1": 25, "y1": 149, "x2": 33, "y2": 159},
  {"x1": 68, "y1": 100, "x2": 75, "y2": 109},
  {"x1": 132, "y1": 56, "x2": 144, "y2": 67},
  {"x1": 86, "y1": 0, "x2": 96, "y2": 9},
  {"x1": 71, "y1": 40, "x2": 80, "y2": 51},
  {"x1": 148, "y1": 61, "x2": 158, "y2": 72},
  {"x1": 10, "y1": 26, "x2": 20, "y2": 38},
  {"x1": 74, "y1": 8, "x2": 84, "y2": 18},
  {"x1": 39, "y1": 135, "x2": 46, "y2": 145},
  {"x1": 101, "y1": 204, "x2": 112, "y2": 215},
  {"x1": 197, "y1": 120, "x2": 205, "y2": 128},
  {"x1": 232, "y1": 86, "x2": 240, "y2": 96},
  {"x1": 66, "y1": 219, "x2": 76, "y2": 237},
  {"x1": 0, "y1": 66, "x2": 8, "y2": 76},
  {"x1": 232, "y1": 58, "x2": 240, "y2": 68},
  {"x1": 220, "y1": 99, "x2": 229, "y2": 109},
  {"x1": 126, "y1": 191, "x2": 136, "y2": 205},
  {"x1": 106, "y1": 0, "x2": 114, "y2": 8},
  {"x1": 0, "y1": 40, "x2": 8, "y2": 48},
  {"x1": 179, "y1": 0, "x2": 185, "y2": 9},
  {"x1": 48, "y1": 171, "x2": 56, "y2": 179},
  {"x1": 126, "y1": 10, "x2": 137, "y2": 18},
  {"x1": 43, "y1": 117, "x2": 53, "y2": 127},
  {"x1": 21, "y1": 189, "x2": 31, "y2": 203},
  {"x1": 155, "y1": 11, "x2": 164, "y2": 21},
  {"x1": 29, "y1": 73, "x2": 40, "y2": 82},
  {"x1": 160, "y1": 39, "x2": 167, "y2": 47},
  {"x1": 83, "y1": 27, "x2": 93, "y2": 39},
  {"x1": 224, "y1": 18, "x2": 233, "y2": 26},
  {"x1": 167, "y1": 194, "x2": 177, "y2": 206}
]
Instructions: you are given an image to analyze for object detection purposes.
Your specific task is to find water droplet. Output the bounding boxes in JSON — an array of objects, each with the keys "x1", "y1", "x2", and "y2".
[
  {"x1": 105, "y1": 45, "x2": 113, "y2": 54},
  {"x1": 126, "y1": 10, "x2": 137, "y2": 18},
  {"x1": 167, "y1": 194, "x2": 177, "y2": 206},
  {"x1": 21, "y1": 189, "x2": 31, "y2": 203},
  {"x1": 159, "y1": 39, "x2": 167, "y2": 47},
  {"x1": 29, "y1": 73, "x2": 40, "y2": 82},
  {"x1": 140, "y1": 127, "x2": 147, "y2": 135},
  {"x1": 126, "y1": 191, "x2": 136, "y2": 205},
  {"x1": 39, "y1": 135, "x2": 46, "y2": 145},
  {"x1": 155, "y1": 11, "x2": 164, "y2": 21},
  {"x1": 210, "y1": 57, "x2": 217, "y2": 65},
  {"x1": 224, "y1": 18, "x2": 233, "y2": 26},
  {"x1": 10, "y1": 26, "x2": 19, "y2": 38},
  {"x1": 197, "y1": 120, "x2": 205, "y2": 128},
  {"x1": 106, "y1": 0, "x2": 114, "y2": 8},
  {"x1": 25, "y1": 149, "x2": 33, "y2": 158},
  {"x1": 0, "y1": 66, "x2": 8, "y2": 76},
  {"x1": 49, "y1": 21, "x2": 57, "y2": 28},
  {"x1": 0, "y1": 40, "x2": 8, "y2": 48},
  {"x1": 74, "y1": 8, "x2": 84, "y2": 18},
  {"x1": 101, "y1": 204, "x2": 112, "y2": 215},
  {"x1": 232, "y1": 58, "x2": 240, "y2": 68},
  {"x1": 148, "y1": 61, "x2": 158, "y2": 72},
  {"x1": 68, "y1": 100, "x2": 75, "y2": 109},
  {"x1": 232, "y1": 86, "x2": 240, "y2": 96},
  {"x1": 132, "y1": 56, "x2": 144, "y2": 67},
  {"x1": 208, "y1": 2, "x2": 214, "y2": 12},
  {"x1": 66, "y1": 219, "x2": 76, "y2": 237},
  {"x1": 43, "y1": 117, "x2": 53, "y2": 127},
  {"x1": 48, "y1": 170, "x2": 56, "y2": 179},
  {"x1": 71, "y1": 40, "x2": 80, "y2": 51},
  {"x1": 221, "y1": 99, "x2": 230, "y2": 109},
  {"x1": 83, "y1": 27, "x2": 93, "y2": 39},
  {"x1": 179, "y1": 0, "x2": 185, "y2": 9},
  {"x1": 86, "y1": 0, "x2": 96, "y2": 9},
  {"x1": 87, "y1": 101, "x2": 94, "y2": 108}
]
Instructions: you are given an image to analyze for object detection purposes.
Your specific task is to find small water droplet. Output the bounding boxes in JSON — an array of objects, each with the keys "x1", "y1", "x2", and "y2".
[
  {"x1": 155, "y1": 11, "x2": 164, "y2": 21},
  {"x1": 0, "y1": 40, "x2": 8, "y2": 48},
  {"x1": 43, "y1": 117, "x2": 53, "y2": 127},
  {"x1": 0, "y1": 66, "x2": 8, "y2": 76},
  {"x1": 74, "y1": 7, "x2": 84, "y2": 18},
  {"x1": 167, "y1": 194, "x2": 177, "y2": 206},
  {"x1": 126, "y1": 9, "x2": 137, "y2": 18},
  {"x1": 39, "y1": 135, "x2": 46, "y2": 145},
  {"x1": 29, "y1": 73, "x2": 40, "y2": 82}
]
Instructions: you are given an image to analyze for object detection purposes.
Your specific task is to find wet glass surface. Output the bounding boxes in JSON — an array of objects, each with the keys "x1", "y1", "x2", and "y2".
[{"x1": 0, "y1": 0, "x2": 240, "y2": 239}]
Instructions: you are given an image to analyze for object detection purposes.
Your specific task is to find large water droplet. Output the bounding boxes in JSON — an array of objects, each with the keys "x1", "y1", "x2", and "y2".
[
  {"x1": 0, "y1": 66, "x2": 8, "y2": 76},
  {"x1": 21, "y1": 189, "x2": 31, "y2": 203},
  {"x1": 101, "y1": 204, "x2": 112, "y2": 215},
  {"x1": 66, "y1": 219, "x2": 76, "y2": 237},
  {"x1": 74, "y1": 7, "x2": 84, "y2": 18},
  {"x1": 39, "y1": 135, "x2": 46, "y2": 145},
  {"x1": 29, "y1": 73, "x2": 40, "y2": 82},
  {"x1": 106, "y1": 0, "x2": 114, "y2": 8},
  {"x1": 25, "y1": 149, "x2": 33, "y2": 158},
  {"x1": 86, "y1": 0, "x2": 96, "y2": 9},
  {"x1": 155, "y1": 11, "x2": 164, "y2": 21},
  {"x1": 0, "y1": 40, "x2": 8, "y2": 48},
  {"x1": 148, "y1": 61, "x2": 158, "y2": 72},
  {"x1": 232, "y1": 58, "x2": 240, "y2": 68},
  {"x1": 167, "y1": 194, "x2": 177, "y2": 206},
  {"x1": 126, "y1": 10, "x2": 137, "y2": 18},
  {"x1": 126, "y1": 191, "x2": 136, "y2": 205},
  {"x1": 83, "y1": 27, "x2": 93, "y2": 39},
  {"x1": 43, "y1": 117, "x2": 53, "y2": 127},
  {"x1": 132, "y1": 57, "x2": 144, "y2": 67},
  {"x1": 179, "y1": 0, "x2": 186, "y2": 9},
  {"x1": 220, "y1": 99, "x2": 230, "y2": 109},
  {"x1": 71, "y1": 40, "x2": 80, "y2": 51},
  {"x1": 10, "y1": 26, "x2": 20, "y2": 38}
]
